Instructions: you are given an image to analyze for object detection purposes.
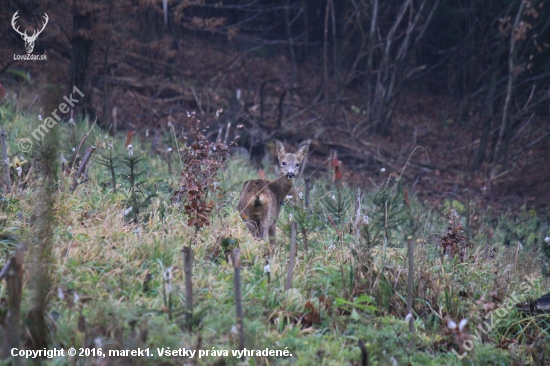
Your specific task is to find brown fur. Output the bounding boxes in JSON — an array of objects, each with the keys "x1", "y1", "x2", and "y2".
[{"x1": 237, "y1": 140, "x2": 309, "y2": 245}]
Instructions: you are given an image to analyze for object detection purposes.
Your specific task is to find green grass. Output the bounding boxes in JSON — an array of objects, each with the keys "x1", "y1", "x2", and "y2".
[{"x1": 0, "y1": 102, "x2": 549, "y2": 365}]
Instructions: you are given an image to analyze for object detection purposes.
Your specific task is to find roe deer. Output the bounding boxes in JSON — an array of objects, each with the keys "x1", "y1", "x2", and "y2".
[{"x1": 237, "y1": 140, "x2": 309, "y2": 245}]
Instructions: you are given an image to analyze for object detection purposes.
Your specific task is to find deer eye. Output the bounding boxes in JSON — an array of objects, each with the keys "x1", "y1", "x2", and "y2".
[
  {"x1": 295, "y1": 163, "x2": 299, "y2": 168},
  {"x1": 281, "y1": 162, "x2": 286, "y2": 166}
]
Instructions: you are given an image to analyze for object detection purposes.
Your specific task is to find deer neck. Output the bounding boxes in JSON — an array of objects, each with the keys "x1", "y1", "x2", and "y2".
[{"x1": 270, "y1": 175, "x2": 295, "y2": 205}]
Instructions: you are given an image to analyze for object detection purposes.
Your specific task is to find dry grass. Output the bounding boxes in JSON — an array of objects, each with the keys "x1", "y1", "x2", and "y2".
[{"x1": 0, "y1": 104, "x2": 548, "y2": 365}]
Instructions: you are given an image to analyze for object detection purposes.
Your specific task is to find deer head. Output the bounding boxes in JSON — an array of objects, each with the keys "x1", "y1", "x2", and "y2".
[
  {"x1": 11, "y1": 11, "x2": 49, "y2": 54},
  {"x1": 275, "y1": 140, "x2": 309, "y2": 179}
]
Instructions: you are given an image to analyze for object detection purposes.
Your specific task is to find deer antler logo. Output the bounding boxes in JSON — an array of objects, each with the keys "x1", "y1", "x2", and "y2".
[{"x1": 11, "y1": 11, "x2": 49, "y2": 54}]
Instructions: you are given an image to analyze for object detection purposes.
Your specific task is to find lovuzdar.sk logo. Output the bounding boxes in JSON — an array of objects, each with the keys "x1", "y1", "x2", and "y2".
[{"x1": 11, "y1": 11, "x2": 48, "y2": 60}]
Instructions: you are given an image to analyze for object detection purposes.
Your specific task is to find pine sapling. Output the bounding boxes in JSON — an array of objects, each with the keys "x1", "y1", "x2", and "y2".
[{"x1": 120, "y1": 147, "x2": 156, "y2": 223}]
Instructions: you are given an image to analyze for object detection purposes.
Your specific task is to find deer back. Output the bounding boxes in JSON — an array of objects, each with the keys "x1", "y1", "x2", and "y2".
[{"x1": 237, "y1": 179, "x2": 283, "y2": 223}]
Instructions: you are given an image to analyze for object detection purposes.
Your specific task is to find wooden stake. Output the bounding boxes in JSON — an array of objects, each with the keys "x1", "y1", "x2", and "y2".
[
  {"x1": 216, "y1": 126, "x2": 223, "y2": 143},
  {"x1": 0, "y1": 243, "x2": 25, "y2": 365},
  {"x1": 233, "y1": 248, "x2": 245, "y2": 355},
  {"x1": 304, "y1": 177, "x2": 311, "y2": 209},
  {"x1": 0, "y1": 129, "x2": 11, "y2": 192},
  {"x1": 327, "y1": 149, "x2": 334, "y2": 181},
  {"x1": 112, "y1": 107, "x2": 117, "y2": 137},
  {"x1": 286, "y1": 221, "x2": 297, "y2": 291},
  {"x1": 151, "y1": 129, "x2": 160, "y2": 153},
  {"x1": 224, "y1": 122, "x2": 231, "y2": 146},
  {"x1": 407, "y1": 238, "x2": 415, "y2": 334},
  {"x1": 331, "y1": 150, "x2": 338, "y2": 183},
  {"x1": 354, "y1": 187, "x2": 363, "y2": 240},
  {"x1": 183, "y1": 246, "x2": 193, "y2": 332},
  {"x1": 264, "y1": 256, "x2": 271, "y2": 283}
]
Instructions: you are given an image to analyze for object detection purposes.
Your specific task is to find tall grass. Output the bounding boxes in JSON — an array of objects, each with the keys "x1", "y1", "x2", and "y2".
[{"x1": 0, "y1": 101, "x2": 547, "y2": 365}]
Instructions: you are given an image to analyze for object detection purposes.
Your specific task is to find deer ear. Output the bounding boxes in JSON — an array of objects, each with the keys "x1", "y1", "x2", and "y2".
[
  {"x1": 296, "y1": 144, "x2": 309, "y2": 162},
  {"x1": 275, "y1": 140, "x2": 286, "y2": 160}
]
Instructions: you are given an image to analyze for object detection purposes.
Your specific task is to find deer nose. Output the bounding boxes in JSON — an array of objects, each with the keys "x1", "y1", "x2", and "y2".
[{"x1": 286, "y1": 172, "x2": 296, "y2": 178}]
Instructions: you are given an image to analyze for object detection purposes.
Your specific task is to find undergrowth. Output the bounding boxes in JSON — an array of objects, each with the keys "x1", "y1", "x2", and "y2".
[{"x1": 0, "y1": 101, "x2": 548, "y2": 365}]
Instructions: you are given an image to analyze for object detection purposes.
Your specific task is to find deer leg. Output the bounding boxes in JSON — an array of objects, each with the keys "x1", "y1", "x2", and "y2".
[
  {"x1": 244, "y1": 219, "x2": 260, "y2": 238},
  {"x1": 259, "y1": 220, "x2": 270, "y2": 240},
  {"x1": 259, "y1": 209, "x2": 272, "y2": 240},
  {"x1": 268, "y1": 224, "x2": 276, "y2": 246}
]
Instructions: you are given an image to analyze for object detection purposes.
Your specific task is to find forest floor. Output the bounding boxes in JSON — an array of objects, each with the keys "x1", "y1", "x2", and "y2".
[{"x1": 2, "y1": 32, "x2": 549, "y2": 215}]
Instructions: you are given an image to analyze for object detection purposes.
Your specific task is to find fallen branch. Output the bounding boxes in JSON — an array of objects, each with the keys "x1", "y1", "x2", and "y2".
[
  {"x1": 71, "y1": 146, "x2": 96, "y2": 191},
  {"x1": 68, "y1": 120, "x2": 97, "y2": 171}
]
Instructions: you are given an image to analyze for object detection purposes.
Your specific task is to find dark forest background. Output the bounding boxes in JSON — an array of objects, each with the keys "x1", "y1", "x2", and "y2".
[{"x1": 1, "y1": 0, "x2": 549, "y2": 209}]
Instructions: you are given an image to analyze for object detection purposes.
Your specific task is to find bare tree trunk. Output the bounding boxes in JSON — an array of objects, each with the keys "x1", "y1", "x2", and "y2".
[
  {"x1": 69, "y1": 3, "x2": 93, "y2": 116},
  {"x1": 472, "y1": 46, "x2": 502, "y2": 171},
  {"x1": 101, "y1": 2, "x2": 114, "y2": 125},
  {"x1": 323, "y1": 0, "x2": 331, "y2": 102},
  {"x1": 356, "y1": 0, "x2": 438, "y2": 137},
  {"x1": 285, "y1": 0, "x2": 298, "y2": 89},
  {"x1": 491, "y1": 0, "x2": 525, "y2": 183},
  {"x1": 365, "y1": 0, "x2": 379, "y2": 123},
  {"x1": 329, "y1": 0, "x2": 338, "y2": 118}
]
